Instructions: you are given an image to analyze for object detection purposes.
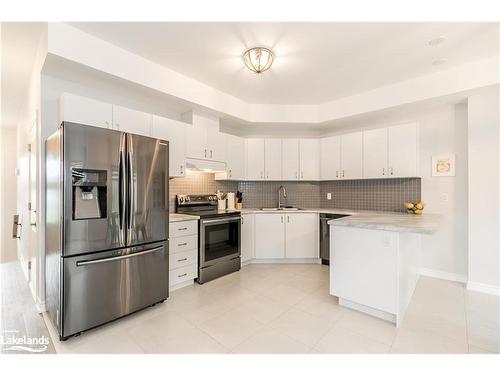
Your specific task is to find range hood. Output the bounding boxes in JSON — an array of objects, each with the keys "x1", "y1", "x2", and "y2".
[{"x1": 185, "y1": 158, "x2": 227, "y2": 173}]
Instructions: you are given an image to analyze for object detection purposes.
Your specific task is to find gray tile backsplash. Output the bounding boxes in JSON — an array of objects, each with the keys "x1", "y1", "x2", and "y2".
[
  {"x1": 320, "y1": 178, "x2": 421, "y2": 212},
  {"x1": 169, "y1": 171, "x2": 238, "y2": 212},
  {"x1": 169, "y1": 172, "x2": 421, "y2": 213}
]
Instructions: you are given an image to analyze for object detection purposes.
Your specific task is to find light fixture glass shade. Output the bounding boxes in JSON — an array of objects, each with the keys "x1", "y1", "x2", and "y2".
[{"x1": 242, "y1": 47, "x2": 274, "y2": 73}]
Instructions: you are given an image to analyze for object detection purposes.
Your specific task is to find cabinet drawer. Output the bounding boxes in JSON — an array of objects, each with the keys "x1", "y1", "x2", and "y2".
[
  {"x1": 169, "y1": 249, "x2": 197, "y2": 270},
  {"x1": 169, "y1": 264, "x2": 197, "y2": 286},
  {"x1": 170, "y1": 235, "x2": 198, "y2": 254},
  {"x1": 169, "y1": 220, "x2": 198, "y2": 238}
]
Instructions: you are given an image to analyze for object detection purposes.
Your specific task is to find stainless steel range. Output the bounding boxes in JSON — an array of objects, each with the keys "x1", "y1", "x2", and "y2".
[{"x1": 176, "y1": 194, "x2": 241, "y2": 284}]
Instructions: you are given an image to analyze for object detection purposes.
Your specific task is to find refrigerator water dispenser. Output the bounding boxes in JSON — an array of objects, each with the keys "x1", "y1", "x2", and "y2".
[{"x1": 72, "y1": 168, "x2": 107, "y2": 220}]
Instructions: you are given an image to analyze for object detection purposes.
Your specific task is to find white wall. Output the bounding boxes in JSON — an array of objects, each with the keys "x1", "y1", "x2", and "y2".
[
  {"x1": 419, "y1": 104, "x2": 468, "y2": 281},
  {"x1": 324, "y1": 104, "x2": 469, "y2": 280},
  {"x1": 1, "y1": 128, "x2": 18, "y2": 263},
  {"x1": 467, "y1": 86, "x2": 500, "y2": 294}
]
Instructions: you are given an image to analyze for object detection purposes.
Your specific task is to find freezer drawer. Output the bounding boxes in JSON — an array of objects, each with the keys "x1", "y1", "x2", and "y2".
[{"x1": 61, "y1": 241, "x2": 168, "y2": 339}]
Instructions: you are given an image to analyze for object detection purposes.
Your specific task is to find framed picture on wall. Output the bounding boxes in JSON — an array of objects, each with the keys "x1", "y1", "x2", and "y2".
[{"x1": 431, "y1": 154, "x2": 456, "y2": 177}]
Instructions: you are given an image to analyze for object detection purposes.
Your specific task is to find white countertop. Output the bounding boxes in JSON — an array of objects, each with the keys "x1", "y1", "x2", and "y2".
[
  {"x1": 169, "y1": 213, "x2": 200, "y2": 222},
  {"x1": 237, "y1": 208, "x2": 441, "y2": 234},
  {"x1": 328, "y1": 212, "x2": 441, "y2": 234}
]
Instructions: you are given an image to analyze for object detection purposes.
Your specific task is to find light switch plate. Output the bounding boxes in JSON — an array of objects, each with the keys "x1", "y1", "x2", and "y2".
[{"x1": 327, "y1": 193, "x2": 332, "y2": 200}]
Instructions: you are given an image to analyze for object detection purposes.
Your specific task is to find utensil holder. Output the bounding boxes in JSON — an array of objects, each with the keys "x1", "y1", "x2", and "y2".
[{"x1": 217, "y1": 199, "x2": 226, "y2": 210}]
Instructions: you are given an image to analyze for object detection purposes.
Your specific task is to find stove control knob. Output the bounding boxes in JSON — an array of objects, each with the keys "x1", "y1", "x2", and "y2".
[
  {"x1": 179, "y1": 197, "x2": 185, "y2": 203},
  {"x1": 185, "y1": 196, "x2": 190, "y2": 201},
  {"x1": 208, "y1": 196, "x2": 213, "y2": 201}
]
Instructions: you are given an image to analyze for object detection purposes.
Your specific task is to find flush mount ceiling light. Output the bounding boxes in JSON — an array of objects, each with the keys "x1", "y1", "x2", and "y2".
[{"x1": 242, "y1": 47, "x2": 274, "y2": 74}]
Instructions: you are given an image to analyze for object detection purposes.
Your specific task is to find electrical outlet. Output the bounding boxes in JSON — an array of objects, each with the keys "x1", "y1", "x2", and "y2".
[
  {"x1": 382, "y1": 235, "x2": 391, "y2": 248},
  {"x1": 441, "y1": 193, "x2": 449, "y2": 202},
  {"x1": 327, "y1": 193, "x2": 332, "y2": 200}
]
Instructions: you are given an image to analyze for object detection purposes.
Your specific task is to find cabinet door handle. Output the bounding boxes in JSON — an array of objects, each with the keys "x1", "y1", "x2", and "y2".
[
  {"x1": 342, "y1": 170, "x2": 345, "y2": 178},
  {"x1": 287, "y1": 215, "x2": 290, "y2": 223},
  {"x1": 390, "y1": 167, "x2": 394, "y2": 175},
  {"x1": 178, "y1": 258, "x2": 188, "y2": 262},
  {"x1": 178, "y1": 242, "x2": 188, "y2": 246},
  {"x1": 336, "y1": 170, "x2": 338, "y2": 178},
  {"x1": 241, "y1": 217, "x2": 244, "y2": 224},
  {"x1": 177, "y1": 228, "x2": 188, "y2": 231},
  {"x1": 210, "y1": 150, "x2": 213, "y2": 158},
  {"x1": 178, "y1": 273, "x2": 187, "y2": 278},
  {"x1": 382, "y1": 168, "x2": 385, "y2": 176},
  {"x1": 295, "y1": 172, "x2": 298, "y2": 179},
  {"x1": 204, "y1": 149, "x2": 207, "y2": 158},
  {"x1": 301, "y1": 171, "x2": 304, "y2": 179},
  {"x1": 180, "y1": 165, "x2": 184, "y2": 175},
  {"x1": 281, "y1": 216, "x2": 283, "y2": 223}
]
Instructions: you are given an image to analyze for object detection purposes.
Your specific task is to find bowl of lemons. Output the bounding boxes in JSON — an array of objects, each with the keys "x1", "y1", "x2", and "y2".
[{"x1": 404, "y1": 201, "x2": 424, "y2": 214}]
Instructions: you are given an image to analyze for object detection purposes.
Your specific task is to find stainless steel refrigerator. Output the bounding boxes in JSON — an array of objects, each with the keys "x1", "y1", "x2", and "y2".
[{"x1": 45, "y1": 122, "x2": 169, "y2": 340}]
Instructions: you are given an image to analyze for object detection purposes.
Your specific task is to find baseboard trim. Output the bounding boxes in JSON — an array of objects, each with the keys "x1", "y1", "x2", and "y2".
[
  {"x1": 339, "y1": 298, "x2": 396, "y2": 325},
  {"x1": 251, "y1": 258, "x2": 321, "y2": 264},
  {"x1": 420, "y1": 268, "x2": 467, "y2": 284},
  {"x1": 36, "y1": 301, "x2": 47, "y2": 313},
  {"x1": 467, "y1": 281, "x2": 500, "y2": 296}
]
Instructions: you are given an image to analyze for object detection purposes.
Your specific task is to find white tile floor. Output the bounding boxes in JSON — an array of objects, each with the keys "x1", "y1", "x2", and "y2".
[{"x1": 45, "y1": 263, "x2": 500, "y2": 354}]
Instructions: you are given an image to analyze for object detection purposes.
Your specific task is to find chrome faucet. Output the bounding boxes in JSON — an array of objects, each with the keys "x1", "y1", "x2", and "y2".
[{"x1": 278, "y1": 185, "x2": 287, "y2": 209}]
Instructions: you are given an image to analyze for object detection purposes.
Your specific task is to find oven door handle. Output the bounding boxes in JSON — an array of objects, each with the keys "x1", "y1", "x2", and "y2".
[{"x1": 201, "y1": 217, "x2": 241, "y2": 225}]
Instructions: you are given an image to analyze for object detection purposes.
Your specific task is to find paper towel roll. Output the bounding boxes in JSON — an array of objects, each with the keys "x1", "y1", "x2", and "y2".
[{"x1": 226, "y1": 192, "x2": 235, "y2": 210}]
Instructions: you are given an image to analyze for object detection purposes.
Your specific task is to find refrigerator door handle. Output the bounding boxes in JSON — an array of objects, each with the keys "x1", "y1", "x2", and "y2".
[
  {"x1": 76, "y1": 245, "x2": 164, "y2": 267},
  {"x1": 127, "y1": 135, "x2": 134, "y2": 234},
  {"x1": 118, "y1": 133, "x2": 127, "y2": 245}
]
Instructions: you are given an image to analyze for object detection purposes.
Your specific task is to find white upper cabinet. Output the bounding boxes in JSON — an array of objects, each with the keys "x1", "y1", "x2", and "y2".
[
  {"x1": 112, "y1": 105, "x2": 152, "y2": 136},
  {"x1": 225, "y1": 134, "x2": 245, "y2": 180},
  {"x1": 363, "y1": 128, "x2": 388, "y2": 178},
  {"x1": 183, "y1": 111, "x2": 226, "y2": 162},
  {"x1": 151, "y1": 115, "x2": 186, "y2": 178},
  {"x1": 285, "y1": 213, "x2": 318, "y2": 258},
  {"x1": 320, "y1": 136, "x2": 341, "y2": 180},
  {"x1": 340, "y1": 132, "x2": 363, "y2": 179},
  {"x1": 246, "y1": 139, "x2": 265, "y2": 180},
  {"x1": 282, "y1": 139, "x2": 300, "y2": 180},
  {"x1": 264, "y1": 139, "x2": 282, "y2": 180},
  {"x1": 299, "y1": 139, "x2": 320, "y2": 180},
  {"x1": 388, "y1": 122, "x2": 418, "y2": 177},
  {"x1": 60, "y1": 93, "x2": 112, "y2": 129}
]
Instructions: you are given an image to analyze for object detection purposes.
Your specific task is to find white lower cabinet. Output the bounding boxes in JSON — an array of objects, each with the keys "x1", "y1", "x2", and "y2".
[
  {"x1": 255, "y1": 214, "x2": 286, "y2": 259},
  {"x1": 254, "y1": 213, "x2": 318, "y2": 260},
  {"x1": 285, "y1": 214, "x2": 318, "y2": 258},
  {"x1": 169, "y1": 220, "x2": 198, "y2": 289},
  {"x1": 241, "y1": 214, "x2": 255, "y2": 263}
]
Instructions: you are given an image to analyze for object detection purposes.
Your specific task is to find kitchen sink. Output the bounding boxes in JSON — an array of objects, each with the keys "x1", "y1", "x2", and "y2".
[{"x1": 260, "y1": 207, "x2": 302, "y2": 211}]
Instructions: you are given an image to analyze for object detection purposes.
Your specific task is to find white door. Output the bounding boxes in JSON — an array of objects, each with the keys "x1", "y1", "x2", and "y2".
[
  {"x1": 246, "y1": 139, "x2": 265, "y2": 180},
  {"x1": 363, "y1": 128, "x2": 388, "y2": 178},
  {"x1": 282, "y1": 139, "x2": 299, "y2": 180},
  {"x1": 185, "y1": 122, "x2": 207, "y2": 160},
  {"x1": 241, "y1": 214, "x2": 255, "y2": 263},
  {"x1": 255, "y1": 214, "x2": 285, "y2": 259},
  {"x1": 225, "y1": 134, "x2": 245, "y2": 180},
  {"x1": 264, "y1": 139, "x2": 282, "y2": 180},
  {"x1": 388, "y1": 123, "x2": 418, "y2": 177},
  {"x1": 285, "y1": 214, "x2": 318, "y2": 258},
  {"x1": 151, "y1": 115, "x2": 186, "y2": 177},
  {"x1": 60, "y1": 93, "x2": 112, "y2": 129},
  {"x1": 299, "y1": 139, "x2": 320, "y2": 180},
  {"x1": 207, "y1": 130, "x2": 227, "y2": 162},
  {"x1": 320, "y1": 136, "x2": 341, "y2": 180},
  {"x1": 340, "y1": 132, "x2": 363, "y2": 179},
  {"x1": 112, "y1": 105, "x2": 152, "y2": 136}
]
